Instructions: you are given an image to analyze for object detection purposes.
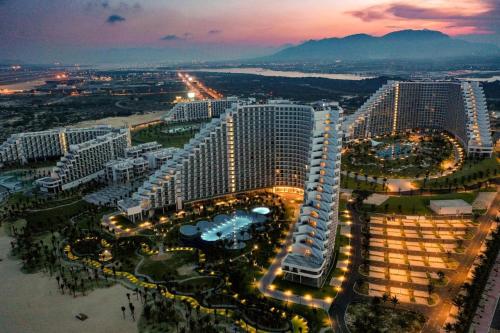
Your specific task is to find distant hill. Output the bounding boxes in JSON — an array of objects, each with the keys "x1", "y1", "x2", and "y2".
[{"x1": 265, "y1": 30, "x2": 500, "y2": 61}]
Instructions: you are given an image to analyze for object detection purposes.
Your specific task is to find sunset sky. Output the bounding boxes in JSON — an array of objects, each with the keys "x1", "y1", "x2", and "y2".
[{"x1": 0, "y1": 0, "x2": 498, "y2": 63}]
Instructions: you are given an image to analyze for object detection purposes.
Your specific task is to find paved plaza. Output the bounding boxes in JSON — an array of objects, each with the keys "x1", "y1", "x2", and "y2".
[{"x1": 365, "y1": 214, "x2": 477, "y2": 305}]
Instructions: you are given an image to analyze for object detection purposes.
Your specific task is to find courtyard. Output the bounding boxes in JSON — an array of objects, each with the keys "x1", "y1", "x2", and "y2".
[{"x1": 343, "y1": 132, "x2": 461, "y2": 179}]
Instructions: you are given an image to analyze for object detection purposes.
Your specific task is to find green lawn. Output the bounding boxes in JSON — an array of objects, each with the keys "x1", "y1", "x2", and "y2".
[
  {"x1": 418, "y1": 156, "x2": 499, "y2": 189},
  {"x1": 272, "y1": 276, "x2": 338, "y2": 300},
  {"x1": 138, "y1": 251, "x2": 198, "y2": 280},
  {"x1": 175, "y1": 276, "x2": 221, "y2": 292},
  {"x1": 373, "y1": 192, "x2": 478, "y2": 215},
  {"x1": 342, "y1": 176, "x2": 385, "y2": 192},
  {"x1": 132, "y1": 120, "x2": 208, "y2": 148},
  {"x1": 24, "y1": 200, "x2": 93, "y2": 233}
]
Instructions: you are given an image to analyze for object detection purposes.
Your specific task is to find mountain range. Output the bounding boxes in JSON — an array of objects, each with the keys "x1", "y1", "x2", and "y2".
[{"x1": 265, "y1": 30, "x2": 500, "y2": 61}]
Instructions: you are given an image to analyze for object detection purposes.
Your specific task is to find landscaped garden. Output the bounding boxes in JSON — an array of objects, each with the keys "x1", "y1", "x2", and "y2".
[
  {"x1": 371, "y1": 192, "x2": 478, "y2": 215},
  {"x1": 343, "y1": 133, "x2": 457, "y2": 179},
  {"x1": 137, "y1": 250, "x2": 199, "y2": 280},
  {"x1": 346, "y1": 301, "x2": 426, "y2": 333},
  {"x1": 417, "y1": 155, "x2": 499, "y2": 190},
  {"x1": 3, "y1": 188, "x2": 323, "y2": 332}
]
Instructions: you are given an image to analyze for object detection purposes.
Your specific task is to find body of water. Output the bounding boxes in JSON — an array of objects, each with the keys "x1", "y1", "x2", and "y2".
[
  {"x1": 201, "y1": 215, "x2": 254, "y2": 242},
  {"x1": 0, "y1": 79, "x2": 47, "y2": 91},
  {"x1": 191, "y1": 67, "x2": 374, "y2": 80},
  {"x1": 459, "y1": 75, "x2": 500, "y2": 83}
]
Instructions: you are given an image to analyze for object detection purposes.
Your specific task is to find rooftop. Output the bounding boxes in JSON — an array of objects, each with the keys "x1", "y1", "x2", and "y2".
[{"x1": 429, "y1": 199, "x2": 472, "y2": 208}]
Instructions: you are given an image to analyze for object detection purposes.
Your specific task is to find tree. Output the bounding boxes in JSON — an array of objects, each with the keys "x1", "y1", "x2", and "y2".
[
  {"x1": 129, "y1": 302, "x2": 135, "y2": 321},
  {"x1": 437, "y1": 271, "x2": 445, "y2": 283},
  {"x1": 443, "y1": 323, "x2": 454, "y2": 332},
  {"x1": 391, "y1": 295, "x2": 399, "y2": 308},
  {"x1": 427, "y1": 282, "x2": 435, "y2": 297}
]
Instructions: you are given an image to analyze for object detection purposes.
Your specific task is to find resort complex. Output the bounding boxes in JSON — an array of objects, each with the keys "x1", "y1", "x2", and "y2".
[
  {"x1": 121, "y1": 100, "x2": 343, "y2": 287},
  {"x1": 343, "y1": 81, "x2": 493, "y2": 157},
  {"x1": 0, "y1": 74, "x2": 498, "y2": 333}
]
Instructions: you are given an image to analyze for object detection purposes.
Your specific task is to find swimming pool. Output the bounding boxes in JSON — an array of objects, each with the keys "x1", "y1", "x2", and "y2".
[
  {"x1": 201, "y1": 215, "x2": 254, "y2": 242},
  {"x1": 252, "y1": 206, "x2": 271, "y2": 215},
  {"x1": 376, "y1": 142, "x2": 413, "y2": 159}
]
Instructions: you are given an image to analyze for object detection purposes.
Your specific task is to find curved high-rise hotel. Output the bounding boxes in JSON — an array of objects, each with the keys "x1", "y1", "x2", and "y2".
[
  {"x1": 120, "y1": 100, "x2": 343, "y2": 287},
  {"x1": 343, "y1": 81, "x2": 493, "y2": 157}
]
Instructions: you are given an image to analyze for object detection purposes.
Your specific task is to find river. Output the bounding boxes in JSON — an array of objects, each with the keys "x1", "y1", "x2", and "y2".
[{"x1": 190, "y1": 67, "x2": 374, "y2": 80}]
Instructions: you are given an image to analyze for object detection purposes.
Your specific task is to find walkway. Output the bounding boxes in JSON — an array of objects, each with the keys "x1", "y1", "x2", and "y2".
[
  {"x1": 26, "y1": 199, "x2": 82, "y2": 212},
  {"x1": 329, "y1": 204, "x2": 366, "y2": 333}
]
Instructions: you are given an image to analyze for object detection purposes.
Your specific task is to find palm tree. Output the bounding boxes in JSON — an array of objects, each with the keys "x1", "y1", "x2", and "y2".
[
  {"x1": 390, "y1": 295, "x2": 399, "y2": 308},
  {"x1": 382, "y1": 293, "x2": 389, "y2": 304},
  {"x1": 437, "y1": 271, "x2": 445, "y2": 283},
  {"x1": 129, "y1": 302, "x2": 135, "y2": 321},
  {"x1": 443, "y1": 323, "x2": 454, "y2": 332}
]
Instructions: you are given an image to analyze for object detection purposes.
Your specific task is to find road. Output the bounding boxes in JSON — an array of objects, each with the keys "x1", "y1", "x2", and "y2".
[
  {"x1": 422, "y1": 191, "x2": 499, "y2": 332},
  {"x1": 177, "y1": 72, "x2": 223, "y2": 100},
  {"x1": 329, "y1": 203, "x2": 367, "y2": 332}
]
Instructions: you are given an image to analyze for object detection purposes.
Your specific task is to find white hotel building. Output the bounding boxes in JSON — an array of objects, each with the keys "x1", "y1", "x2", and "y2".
[
  {"x1": 120, "y1": 100, "x2": 343, "y2": 287},
  {"x1": 0, "y1": 125, "x2": 116, "y2": 166},
  {"x1": 36, "y1": 128, "x2": 131, "y2": 192},
  {"x1": 105, "y1": 147, "x2": 180, "y2": 184},
  {"x1": 164, "y1": 96, "x2": 240, "y2": 122},
  {"x1": 343, "y1": 81, "x2": 493, "y2": 157}
]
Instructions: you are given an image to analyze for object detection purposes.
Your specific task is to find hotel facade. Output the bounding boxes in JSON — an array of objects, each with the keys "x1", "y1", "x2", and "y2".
[
  {"x1": 121, "y1": 101, "x2": 343, "y2": 287},
  {"x1": 0, "y1": 125, "x2": 117, "y2": 166},
  {"x1": 343, "y1": 81, "x2": 493, "y2": 157},
  {"x1": 164, "y1": 97, "x2": 240, "y2": 122},
  {"x1": 36, "y1": 128, "x2": 131, "y2": 192}
]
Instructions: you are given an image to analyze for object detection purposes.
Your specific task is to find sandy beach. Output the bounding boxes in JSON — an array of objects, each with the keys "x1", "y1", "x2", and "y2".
[
  {"x1": 0, "y1": 228, "x2": 141, "y2": 333},
  {"x1": 73, "y1": 111, "x2": 165, "y2": 129}
]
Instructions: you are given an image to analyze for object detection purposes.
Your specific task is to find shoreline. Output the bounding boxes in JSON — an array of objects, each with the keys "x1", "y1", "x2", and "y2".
[{"x1": 0, "y1": 228, "x2": 141, "y2": 333}]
